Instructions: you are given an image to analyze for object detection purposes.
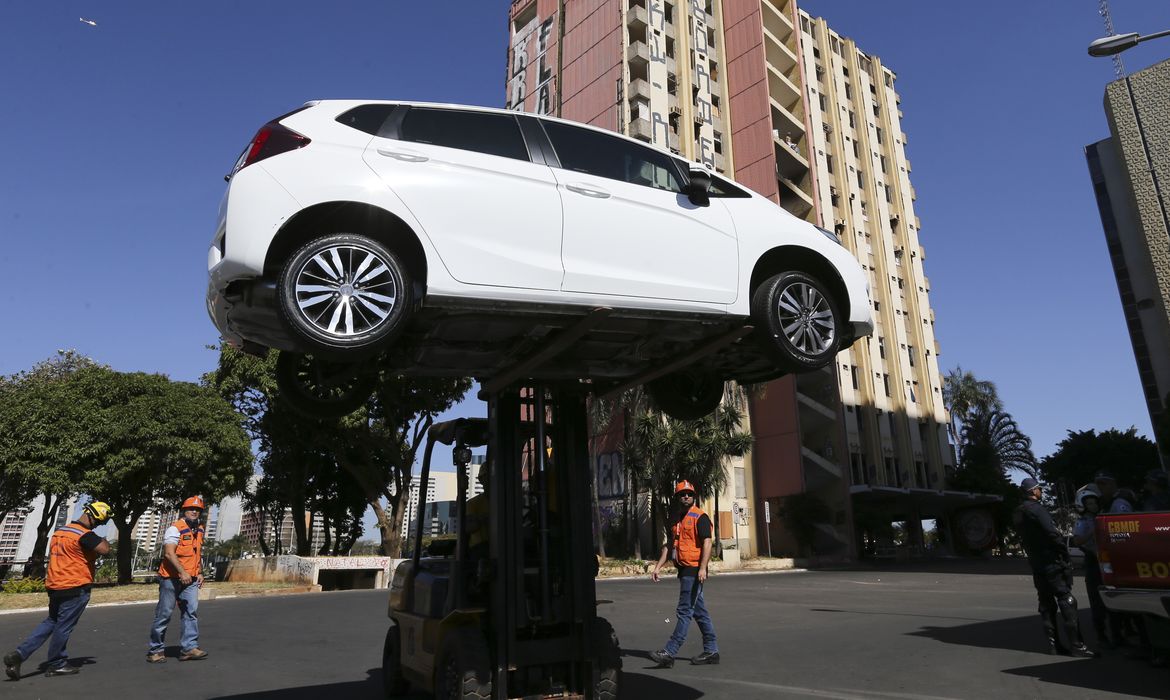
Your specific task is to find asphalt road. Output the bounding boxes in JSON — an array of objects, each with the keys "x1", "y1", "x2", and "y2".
[{"x1": 0, "y1": 564, "x2": 1166, "y2": 700}]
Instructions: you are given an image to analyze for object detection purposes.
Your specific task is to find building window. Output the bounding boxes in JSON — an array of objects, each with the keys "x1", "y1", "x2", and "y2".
[
  {"x1": 844, "y1": 84, "x2": 852, "y2": 100},
  {"x1": 819, "y1": 94, "x2": 827, "y2": 111},
  {"x1": 883, "y1": 373, "x2": 891, "y2": 397},
  {"x1": 848, "y1": 111, "x2": 856, "y2": 128},
  {"x1": 908, "y1": 346, "x2": 916, "y2": 367},
  {"x1": 856, "y1": 169, "x2": 864, "y2": 188},
  {"x1": 851, "y1": 365, "x2": 859, "y2": 390},
  {"x1": 884, "y1": 184, "x2": 892, "y2": 202},
  {"x1": 852, "y1": 140, "x2": 860, "y2": 158},
  {"x1": 826, "y1": 154, "x2": 834, "y2": 173},
  {"x1": 876, "y1": 126, "x2": 884, "y2": 144},
  {"x1": 878, "y1": 336, "x2": 886, "y2": 359},
  {"x1": 880, "y1": 155, "x2": 887, "y2": 173}
]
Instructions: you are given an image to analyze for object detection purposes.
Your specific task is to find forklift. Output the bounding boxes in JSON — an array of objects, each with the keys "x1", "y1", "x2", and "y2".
[{"x1": 381, "y1": 385, "x2": 621, "y2": 699}]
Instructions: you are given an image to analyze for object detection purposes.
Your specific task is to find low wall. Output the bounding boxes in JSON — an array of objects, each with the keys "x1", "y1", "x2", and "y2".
[{"x1": 225, "y1": 556, "x2": 403, "y2": 589}]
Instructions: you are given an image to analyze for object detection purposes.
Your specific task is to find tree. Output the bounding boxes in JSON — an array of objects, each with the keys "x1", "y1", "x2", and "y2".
[
  {"x1": 68, "y1": 367, "x2": 254, "y2": 583},
  {"x1": 208, "y1": 534, "x2": 249, "y2": 560},
  {"x1": 942, "y1": 367, "x2": 1002, "y2": 447},
  {"x1": 1038, "y1": 428, "x2": 1160, "y2": 507},
  {"x1": 0, "y1": 351, "x2": 102, "y2": 578},
  {"x1": 950, "y1": 409, "x2": 1036, "y2": 549}
]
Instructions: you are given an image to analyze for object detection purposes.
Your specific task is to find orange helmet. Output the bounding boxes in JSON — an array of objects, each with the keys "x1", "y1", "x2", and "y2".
[
  {"x1": 180, "y1": 496, "x2": 205, "y2": 511},
  {"x1": 675, "y1": 480, "x2": 697, "y2": 496}
]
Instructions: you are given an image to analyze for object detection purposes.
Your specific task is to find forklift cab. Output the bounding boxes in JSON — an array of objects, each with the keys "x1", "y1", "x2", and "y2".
[{"x1": 383, "y1": 387, "x2": 620, "y2": 699}]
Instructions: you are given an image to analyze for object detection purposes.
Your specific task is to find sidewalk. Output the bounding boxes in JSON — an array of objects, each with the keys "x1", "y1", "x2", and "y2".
[
  {"x1": 0, "y1": 581, "x2": 315, "y2": 615},
  {"x1": 598, "y1": 555, "x2": 799, "y2": 580}
]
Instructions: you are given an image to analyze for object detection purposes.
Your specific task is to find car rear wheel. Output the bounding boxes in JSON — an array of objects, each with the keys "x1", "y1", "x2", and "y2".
[
  {"x1": 278, "y1": 233, "x2": 413, "y2": 354},
  {"x1": 646, "y1": 370, "x2": 724, "y2": 421},
  {"x1": 274, "y1": 351, "x2": 373, "y2": 418},
  {"x1": 751, "y1": 271, "x2": 842, "y2": 373}
]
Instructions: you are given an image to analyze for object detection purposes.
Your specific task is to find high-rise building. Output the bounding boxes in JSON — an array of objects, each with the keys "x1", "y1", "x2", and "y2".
[
  {"x1": 1086, "y1": 58, "x2": 1170, "y2": 447},
  {"x1": 0, "y1": 495, "x2": 78, "y2": 572},
  {"x1": 399, "y1": 462, "x2": 484, "y2": 540},
  {"x1": 0, "y1": 508, "x2": 32, "y2": 567},
  {"x1": 239, "y1": 508, "x2": 326, "y2": 555},
  {"x1": 215, "y1": 494, "x2": 245, "y2": 542},
  {"x1": 506, "y1": 0, "x2": 961, "y2": 559}
]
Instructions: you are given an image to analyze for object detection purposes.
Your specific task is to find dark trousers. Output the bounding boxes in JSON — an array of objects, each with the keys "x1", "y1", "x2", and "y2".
[
  {"x1": 1082, "y1": 551, "x2": 1112, "y2": 642},
  {"x1": 15, "y1": 588, "x2": 91, "y2": 670}
]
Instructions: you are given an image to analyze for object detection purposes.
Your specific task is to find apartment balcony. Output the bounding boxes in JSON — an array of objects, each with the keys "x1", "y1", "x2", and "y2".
[
  {"x1": 761, "y1": 0, "x2": 794, "y2": 46},
  {"x1": 802, "y1": 446, "x2": 844, "y2": 490},
  {"x1": 769, "y1": 96, "x2": 805, "y2": 138},
  {"x1": 628, "y1": 41, "x2": 649, "y2": 69},
  {"x1": 629, "y1": 117, "x2": 653, "y2": 142},
  {"x1": 778, "y1": 175, "x2": 814, "y2": 218},
  {"x1": 774, "y1": 132, "x2": 808, "y2": 180},
  {"x1": 627, "y1": 3, "x2": 648, "y2": 31},
  {"x1": 766, "y1": 62, "x2": 801, "y2": 114},
  {"x1": 628, "y1": 77, "x2": 650, "y2": 102},
  {"x1": 763, "y1": 25, "x2": 798, "y2": 76}
]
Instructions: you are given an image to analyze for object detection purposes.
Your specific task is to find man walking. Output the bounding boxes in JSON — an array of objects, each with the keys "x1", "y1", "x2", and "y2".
[
  {"x1": 1012, "y1": 478, "x2": 1097, "y2": 658},
  {"x1": 146, "y1": 496, "x2": 208, "y2": 663},
  {"x1": 4, "y1": 501, "x2": 113, "y2": 679},
  {"x1": 649, "y1": 480, "x2": 719, "y2": 668}
]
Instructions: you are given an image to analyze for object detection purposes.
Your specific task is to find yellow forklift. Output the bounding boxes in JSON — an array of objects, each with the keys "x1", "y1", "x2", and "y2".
[{"x1": 381, "y1": 386, "x2": 621, "y2": 699}]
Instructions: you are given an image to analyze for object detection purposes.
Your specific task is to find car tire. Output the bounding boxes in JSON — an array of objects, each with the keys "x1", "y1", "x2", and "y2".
[
  {"x1": 274, "y1": 351, "x2": 373, "y2": 419},
  {"x1": 278, "y1": 233, "x2": 413, "y2": 355},
  {"x1": 751, "y1": 271, "x2": 843, "y2": 373},
  {"x1": 382, "y1": 621, "x2": 409, "y2": 698},
  {"x1": 435, "y1": 626, "x2": 492, "y2": 700},
  {"x1": 646, "y1": 370, "x2": 724, "y2": 421},
  {"x1": 592, "y1": 617, "x2": 622, "y2": 700}
]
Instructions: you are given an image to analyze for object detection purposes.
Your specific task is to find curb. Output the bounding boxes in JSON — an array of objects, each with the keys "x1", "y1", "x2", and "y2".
[
  {"x1": 598, "y1": 567, "x2": 807, "y2": 582},
  {"x1": 0, "y1": 585, "x2": 321, "y2": 616}
]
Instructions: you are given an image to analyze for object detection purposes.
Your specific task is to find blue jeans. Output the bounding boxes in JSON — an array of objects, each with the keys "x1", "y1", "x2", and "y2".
[
  {"x1": 149, "y1": 578, "x2": 200, "y2": 653},
  {"x1": 16, "y1": 588, "x2": 91, "y2": 670},
  {"x1": 664, "y1": 573, "x2": 717, "y2": 656}
]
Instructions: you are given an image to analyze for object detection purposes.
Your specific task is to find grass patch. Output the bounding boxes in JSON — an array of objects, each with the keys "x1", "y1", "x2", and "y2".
[{"x1": 0, "y1": 581, "x2": 305, "y2": 611}]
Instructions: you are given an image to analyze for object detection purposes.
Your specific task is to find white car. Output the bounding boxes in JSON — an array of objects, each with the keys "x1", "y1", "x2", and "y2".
[{"x1": 207, "y1": 100, "x2": 873, "y2": 417}]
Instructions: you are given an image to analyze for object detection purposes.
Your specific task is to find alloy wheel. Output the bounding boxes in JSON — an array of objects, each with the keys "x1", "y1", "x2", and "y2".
[
  {"x1": 775, "y1": 281, "x2": 836, "y2": 356},
  {"x1": 292, "y1": 244, "x2": 398, "y2": 339}
]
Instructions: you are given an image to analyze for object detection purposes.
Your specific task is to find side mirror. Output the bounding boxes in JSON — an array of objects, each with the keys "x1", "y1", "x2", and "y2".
[{"x1": 685, "y1": 166, "x2": 712, "y2": 207}]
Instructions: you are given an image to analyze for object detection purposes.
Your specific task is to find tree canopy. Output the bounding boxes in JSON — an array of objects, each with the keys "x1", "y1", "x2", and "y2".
[
  {"x1": 942, "y1": 366, "x2": 1002, "y2": 447},
  {"x1": 1038, "y1": 427, "x2": 1160, "y2": 502}
]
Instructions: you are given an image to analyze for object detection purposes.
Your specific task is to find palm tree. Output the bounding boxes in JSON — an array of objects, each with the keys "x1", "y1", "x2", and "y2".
[{"x1": 942, "y1": 366, "x2": 1003, "y2": 447}]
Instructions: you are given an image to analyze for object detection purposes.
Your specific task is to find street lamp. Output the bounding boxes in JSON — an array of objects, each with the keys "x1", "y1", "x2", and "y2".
[{"x1": 1088, "y1": 29, "x2": 1170, "y2": 57}]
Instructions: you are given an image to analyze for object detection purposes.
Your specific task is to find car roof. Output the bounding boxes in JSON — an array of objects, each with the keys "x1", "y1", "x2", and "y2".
[{"x1": 307, "y1": 99, "x2": 712, "y2": 172}]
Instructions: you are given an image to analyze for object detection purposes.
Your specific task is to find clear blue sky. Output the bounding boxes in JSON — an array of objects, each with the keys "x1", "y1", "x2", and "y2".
[{"x1": 2, "y1": 0, "x2": 1166, "y2": 475}]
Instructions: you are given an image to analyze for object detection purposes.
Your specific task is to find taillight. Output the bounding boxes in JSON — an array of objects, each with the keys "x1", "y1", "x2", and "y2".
[{"x1": 226, "y1": 120, "x2": 311, "y2": 181}]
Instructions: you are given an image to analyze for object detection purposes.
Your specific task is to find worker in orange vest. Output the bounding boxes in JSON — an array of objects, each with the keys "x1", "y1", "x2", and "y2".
[
  {"x1": 649, "y1": 481, "x2": 719, "y2": 668},
  {"x1": 4, "y1": 501, "x2": 112, "y2": 680},
  {"x1": 146, "y1": 496, "x2": 208, "y2": 663}
]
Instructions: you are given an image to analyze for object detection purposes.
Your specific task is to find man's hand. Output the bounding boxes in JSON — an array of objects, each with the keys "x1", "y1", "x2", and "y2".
[
  {"x1": 651, "y1": 568, "x2": 661, "y2": 583},
  {"x1": 698, "y1": 566, "x2": 708, "y2": 583},
  {"x1": 179, "y1": 572, "x2": 193, "y2": 585},
  {"x1": 196, "y1": 574, "x2": 204, "y2": 587}
]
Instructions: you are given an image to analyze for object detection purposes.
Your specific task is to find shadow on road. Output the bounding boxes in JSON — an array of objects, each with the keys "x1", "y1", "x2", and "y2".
[
  {"x1": 814, "y1": 557, "x2": 1033, "y2": 576},
  {"x1": 909, "y1": 615, "x2": 1168, "y2": 699},
  {"x1": 209, "y1": 667, "x2": 703, "y2": 699}
]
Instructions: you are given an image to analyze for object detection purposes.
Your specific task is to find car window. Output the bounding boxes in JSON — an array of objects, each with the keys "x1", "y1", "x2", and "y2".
[
  {"x1": 670, "y1": 157, "x2": 752, "y2": 199},
  {"x1": 336, "y1": 104, "x2": 396, "y2": 136},
  {"x1": 400, "y1": 108, "x2": 529, "y2": 162},
  {"x1": 541, "y1": 120, "x2": 684, "y2": 193}
]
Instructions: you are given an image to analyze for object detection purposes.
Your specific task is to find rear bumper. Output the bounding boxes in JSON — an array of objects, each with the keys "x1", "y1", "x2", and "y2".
[{"x1": 1100, "y1": 587, "x2": 1170, "y2": 619}]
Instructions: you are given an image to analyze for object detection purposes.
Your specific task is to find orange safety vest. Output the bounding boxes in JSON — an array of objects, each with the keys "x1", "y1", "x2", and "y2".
[
  {"x1": 46, "y1": 522, "x2": 97, "y2": 590},
  {"x1": 671, "y1": 506, "x2": 707, "y2": 568},
  {"x1": 158, "y1": 520, "x2": 204, "y2": 578}
]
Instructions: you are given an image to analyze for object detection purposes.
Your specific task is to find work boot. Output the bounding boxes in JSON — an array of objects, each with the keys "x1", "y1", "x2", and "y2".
[
  {"x1": 145, "y1": 652, "x2": 166, "y2": 664},
  {"x1": 179, "y1": 648, "x2": 208, "y2": 662},
  {"x1": 1069, "y1": 644, "x2": 1100, "y2": 659},
  {"x1": 43, "y1": 665, "x2": 79, "y2": 677},
  {"x1": 3, "y1": 650, "x2": 21, "y2": 680},
  {"x1": 648, "y1": 649, "x2": 674, "y2": 668},
  {"x1": 1041, "y1": 611, "x2": 1069, "y2": 655},
  {"x1": 1057, "y1": 596, "x2": 1096, "y2": 658},
  {"x1": 691, "y1": 651, "x2": 720, "y2": 665}
]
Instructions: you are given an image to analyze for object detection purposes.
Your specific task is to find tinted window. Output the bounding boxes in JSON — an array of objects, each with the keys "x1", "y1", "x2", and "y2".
[
  {"x1": 400, "y1": 108, "x2": 529, "y2": 161},
  {"x1": 542, "y1": 120, "x2": 684, "y2": 192},
  {"x1": 336, "y1": 104, "x2": 396, "y2": 135}
]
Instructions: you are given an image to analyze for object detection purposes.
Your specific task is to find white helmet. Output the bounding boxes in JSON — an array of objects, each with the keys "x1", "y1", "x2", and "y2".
[{"x1": 1074, "y1": 484, "x2": 1101, "y2": 513}]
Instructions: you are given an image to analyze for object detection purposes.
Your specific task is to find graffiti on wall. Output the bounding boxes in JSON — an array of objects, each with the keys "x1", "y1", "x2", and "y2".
[
  {"x1": 596, "y1": 451, "x2": 626, "y2": 500},
  {"x1": 508, "y1": 14, "x2": 557, "y2": 115},
  {"x1": 647, "y1": 0, "x2": 670, "y2": 148},
  {"x1": 688, "y1": 0, "x2": 716, "y2": 168}
]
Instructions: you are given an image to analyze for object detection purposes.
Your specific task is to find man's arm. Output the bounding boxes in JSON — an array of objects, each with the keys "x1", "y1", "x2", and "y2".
[
  {"x1": 79, "y1": 531, "x2": 110, "y2": 556},
  {"x1": 698, "y1": 537, "x2": 713, "y2": 583},
  {"x1": 163, "y1": 543, "x2": 192, "y2": 585},
  {"x1": 651, "y1": 544, "x2": 670, "y2": 582}
]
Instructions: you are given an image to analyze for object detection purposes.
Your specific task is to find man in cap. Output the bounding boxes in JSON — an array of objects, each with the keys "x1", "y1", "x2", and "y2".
[
  {"x1": 1141, "y1": 469, "x2": 1170, "y2": 512},
  {"x1": 649, "y1": 480, "x2": 719, "y2": 668},
  {"x1": 146, "y1": 496, "x2": 208, "y2": 663},
  {"x1": 4, "y1": 500, "x2": 113, "y2": 679},
  {"x1": 1094, "y1": 471, "x2": 1135, "y2": 513},
  {"x1": 1012, "y1": 478, "x2": 1097, "y2": 657}
]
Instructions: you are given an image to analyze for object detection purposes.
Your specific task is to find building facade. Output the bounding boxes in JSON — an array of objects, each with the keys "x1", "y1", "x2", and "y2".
[
  {"x1": 1086, "y1": 58, "x2": 1170, "y2": 450},
  {"x1": 506, "y1": 0, "x2": 956, "y2": 559}
]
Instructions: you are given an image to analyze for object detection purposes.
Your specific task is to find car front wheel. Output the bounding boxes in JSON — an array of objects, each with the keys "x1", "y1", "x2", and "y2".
[
  {"x1": 751, "y1": 271, "x2": 843, "y2": 372},
  {"x1": 274, "y1": 351, "x2": 373, "y2": 418},
  {"x1": 646, "y1": 370, "x2": 724, "y2": 421},
  {"x1": 278, "y1": 233, "x2": 413, "y2": 354}
]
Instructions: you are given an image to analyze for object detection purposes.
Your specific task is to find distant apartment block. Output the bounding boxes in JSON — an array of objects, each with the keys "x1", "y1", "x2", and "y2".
[{"x1": 1086, "y1": 57, "x2": 1170, "y2": 444}]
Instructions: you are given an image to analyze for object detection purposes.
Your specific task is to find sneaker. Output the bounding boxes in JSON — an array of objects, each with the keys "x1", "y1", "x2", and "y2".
[
  {"x1": 691, "y1": 651, "x2": 720, "y2": 665},
  {"x1": 145, "y1": 652, "x2": 167, "y2": 664},
  {"x1": 179, "y1": 648, "x2": 208, "y2": 662},
  {"x1": 648, "y1": 649, "x2": 674, "y2": 668},
  {"x1": 44, "y1": 665, "x2": 79, "y2": 677},
  {"x1": 3, "y1": 651, "x2": 21, "y2": 681}
]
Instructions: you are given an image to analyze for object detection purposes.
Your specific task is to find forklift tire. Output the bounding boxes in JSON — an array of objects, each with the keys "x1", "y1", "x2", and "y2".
[
  {"x1": 381, "y1": 622, "x2": 409, "y2": 697},
  {"x1": 593, "y1": 617, "x2": 622, "y2": 700},
  {"x1": 435, "y1": 626, "x2": 492, "y2": 700},
  {"x1": 645, "y1": 369, "x2": 724, "y2": 421}
]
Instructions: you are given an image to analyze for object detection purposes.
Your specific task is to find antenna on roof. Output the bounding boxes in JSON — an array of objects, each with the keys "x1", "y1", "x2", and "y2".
[{"x1": 1098, "y1": 0, "x2": 1125, "y2": 79}]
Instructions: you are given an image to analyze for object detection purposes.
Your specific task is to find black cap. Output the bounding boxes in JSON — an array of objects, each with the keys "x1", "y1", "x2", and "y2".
[
  {"x1": 1093, "y1": 470, "x2": 1116, "y2": 483},
  {"x1": 1020, "y1": 477, "x2": 1040, "y2": 492}
]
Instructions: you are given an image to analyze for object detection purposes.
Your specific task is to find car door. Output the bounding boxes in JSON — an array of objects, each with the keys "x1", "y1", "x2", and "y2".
[
  {"x1": 540, "y1": 119, "x2": 738, "y2": 304},
  {"x1": 363, "y1": 106, "x2": 563, "y2": 290}
]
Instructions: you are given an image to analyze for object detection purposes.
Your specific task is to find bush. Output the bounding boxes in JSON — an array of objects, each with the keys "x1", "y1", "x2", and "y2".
[
  {"x1": 2, "y1": 577, "x2": 47, "y2": 594},
  {"x1": 95, "y1": 561, "x2": 118, "y2": 584}
]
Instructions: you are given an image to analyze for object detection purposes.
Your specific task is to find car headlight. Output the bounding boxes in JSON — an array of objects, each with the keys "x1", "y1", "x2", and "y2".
[{"x1": 815, "y1": 225, "x2": 842, "y2": 246}]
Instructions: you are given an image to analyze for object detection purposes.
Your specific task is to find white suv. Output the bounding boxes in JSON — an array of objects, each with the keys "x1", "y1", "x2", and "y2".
[{"x1": 208, "y1": 101, "x2": 873, "y2": 417}]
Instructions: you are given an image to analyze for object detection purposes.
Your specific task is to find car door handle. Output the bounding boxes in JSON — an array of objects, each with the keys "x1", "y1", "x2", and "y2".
[
  {"x1": 376, "y1": 148, "x2": 429, "y2": 163},
  {"x1": 565, "y1": 184, "x2": 611, "y2": 199}
]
